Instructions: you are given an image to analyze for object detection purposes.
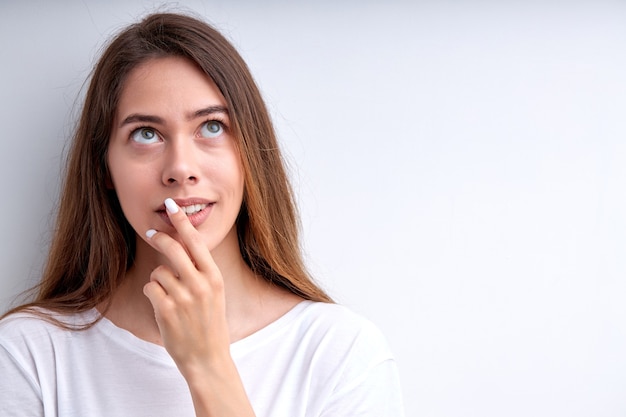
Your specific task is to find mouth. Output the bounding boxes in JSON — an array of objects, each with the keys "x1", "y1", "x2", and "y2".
[{"x1": 156, "y1": 199, "x2": 215, "y2": 227}]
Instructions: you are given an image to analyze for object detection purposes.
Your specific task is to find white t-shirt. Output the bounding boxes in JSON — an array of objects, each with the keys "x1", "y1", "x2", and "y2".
[{"x1": 0, "y1": 301, "x2": 404, "y2": 416}]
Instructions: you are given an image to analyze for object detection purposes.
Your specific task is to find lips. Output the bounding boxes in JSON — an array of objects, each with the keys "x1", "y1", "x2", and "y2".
[{"x1": 156, "y1": 198, "x2": 214, "y2": 228}]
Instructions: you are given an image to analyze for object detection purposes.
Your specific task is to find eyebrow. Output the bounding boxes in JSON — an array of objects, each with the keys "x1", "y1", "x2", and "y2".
[{"x1": 119, "y1": 105, "x2": 229, "y2": 128}]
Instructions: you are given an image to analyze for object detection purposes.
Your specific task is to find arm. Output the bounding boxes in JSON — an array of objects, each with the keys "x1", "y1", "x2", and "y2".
[
  {"x1": 143, "y1": 198, "x2": 255, "y2": 417},
  {"x1": 0, "y1": 343, "x2": 44, "y2": 417}
]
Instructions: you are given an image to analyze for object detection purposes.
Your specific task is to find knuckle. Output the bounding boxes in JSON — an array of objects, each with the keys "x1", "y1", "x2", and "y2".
[
  {"x1": 150, "y1": 265, "x2": 168, "y2": 279},
  {"x1": 177, "y1": 290, "x2": 194, "y2": 306},
  {"x1": 210, "y1": 276, "x2": 225, "y2": 293},
  {"x1": 205, "y1": 268, "x2": 225, "y2": 291},
  {"x1": 189, "y1": 281, "x2": 211, "y2": 298},
  {"x1": 143, "y1": 282, "x2": 157, "y2": 297}
]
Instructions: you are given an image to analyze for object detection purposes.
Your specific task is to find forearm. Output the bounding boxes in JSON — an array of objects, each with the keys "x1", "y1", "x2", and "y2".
[{"x1": 186, "y1": 356, "x2": 256, "y2": 417}]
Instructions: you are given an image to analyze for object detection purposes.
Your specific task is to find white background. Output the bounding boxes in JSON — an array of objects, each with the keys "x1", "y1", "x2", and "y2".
[{"x1": 1, "y1": 1, "x2": 626, "y2": 416}]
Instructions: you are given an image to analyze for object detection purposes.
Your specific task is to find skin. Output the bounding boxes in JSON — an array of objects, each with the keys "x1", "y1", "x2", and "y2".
[{"x1": 105, "y1": 56, "x2": 302, "y2": 416}]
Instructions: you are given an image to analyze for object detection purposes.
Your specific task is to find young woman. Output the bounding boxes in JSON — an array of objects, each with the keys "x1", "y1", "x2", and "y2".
[{"x1": 0, "y1": 12, "x2": 404, "y2": 416}]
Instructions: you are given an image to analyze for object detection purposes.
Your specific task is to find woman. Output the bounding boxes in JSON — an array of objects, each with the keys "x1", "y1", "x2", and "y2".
[{"x1": 0, "y1": 12, "x2": 404, "y2": 416}]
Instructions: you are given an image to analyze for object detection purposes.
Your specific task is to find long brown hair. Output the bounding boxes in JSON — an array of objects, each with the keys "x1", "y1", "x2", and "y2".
[{"x1": 3, "y1": 12, "x2": 331, "y2": 324}]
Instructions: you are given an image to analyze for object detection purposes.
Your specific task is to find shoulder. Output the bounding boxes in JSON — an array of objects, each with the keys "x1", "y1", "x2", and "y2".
[
  {"x1": 297, "y1": 303, "x2": 404, "y2": 413},
  {"x1": 235, "y1": 301, "x2": 394, "y2": 363},
  {"x1": 0, "y1": 309, "x2": 102, "y2": 388},
  {"x1": 298, "y1": 302, "x2": 385, "y2": 335},
  {"x1": 0, "y1": 309, "x2": 61, "y2": 339},
  {"x1": 290, "y1": 301, "x2": 395, "y2": 363},
  {"x1": 0, "y1": 307, "x2": 97, "y2": 330},
  {"x1": 0, "y1": 308, "x2": 98, "y2": 354},
  {"x1": 301, "y1": 302, "x2": 387, "y2": 332}
]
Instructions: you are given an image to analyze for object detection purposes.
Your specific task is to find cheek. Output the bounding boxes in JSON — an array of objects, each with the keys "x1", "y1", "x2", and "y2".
[
  {"x1": 107, "y1": 156, "x2": 148, "y2": 221},
  {"x1": 208, "y1": 153, "x2": 245, "y2": 196},
  {"x1": 108, "y1": 161, "x2": 131, "y2": 199}
]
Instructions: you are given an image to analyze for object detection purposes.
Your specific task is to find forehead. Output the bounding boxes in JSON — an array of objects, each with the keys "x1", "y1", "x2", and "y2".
[{"x1": 116, "y1": 56, "x2": 227, "y2": 119}]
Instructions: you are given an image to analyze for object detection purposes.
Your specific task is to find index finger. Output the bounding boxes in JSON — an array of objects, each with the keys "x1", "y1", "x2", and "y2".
[{"x1": 162, "y1": 197, "x2": 217, "y2": 273}]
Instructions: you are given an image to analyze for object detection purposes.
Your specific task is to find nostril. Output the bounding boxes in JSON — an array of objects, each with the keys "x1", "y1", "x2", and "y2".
[{"x1": 166, "y1": 175, "x2": 197, "y2": 185}]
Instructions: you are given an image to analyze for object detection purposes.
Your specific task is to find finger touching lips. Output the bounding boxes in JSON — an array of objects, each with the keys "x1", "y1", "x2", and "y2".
[{"x1": 146, "y1": 198, "x2": 215, "y2": 272}]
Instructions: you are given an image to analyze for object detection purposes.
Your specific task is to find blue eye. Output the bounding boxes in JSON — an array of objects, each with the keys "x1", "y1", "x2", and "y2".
[
  {"x1": 200, "y1": 121, "x2": 224, "y2": 138},
  {"x1": 130, "y1": 128, "x2": 159, "y2": 144}
]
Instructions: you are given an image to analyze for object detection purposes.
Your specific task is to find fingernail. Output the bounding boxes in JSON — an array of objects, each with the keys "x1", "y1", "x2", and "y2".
[
  {"x1": 146, "y1": 229, "x2": 157, "y2": 238},
  {"x1": 164, "y1": 198, "x2": 179, "y2": 214}
]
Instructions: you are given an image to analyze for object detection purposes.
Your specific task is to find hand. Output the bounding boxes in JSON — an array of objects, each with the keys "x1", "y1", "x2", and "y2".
[{"x1": 143, "y1": 198, "x2": 230, "y2": 379}]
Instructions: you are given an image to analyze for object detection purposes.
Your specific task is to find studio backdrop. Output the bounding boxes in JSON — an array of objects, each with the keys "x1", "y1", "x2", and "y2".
[{"x1": 1, "y1": 1, "x2": 625, "y2": 416}]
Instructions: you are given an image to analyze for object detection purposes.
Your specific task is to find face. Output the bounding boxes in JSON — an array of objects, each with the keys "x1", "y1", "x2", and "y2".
[{"x1": 107, "y1": 56, "x2": 244, "y2": 257}]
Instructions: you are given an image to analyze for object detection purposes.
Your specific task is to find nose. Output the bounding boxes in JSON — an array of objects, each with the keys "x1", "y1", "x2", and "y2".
[{"x1": 161, "y1": 138, "x2": 199, "y2": 186}]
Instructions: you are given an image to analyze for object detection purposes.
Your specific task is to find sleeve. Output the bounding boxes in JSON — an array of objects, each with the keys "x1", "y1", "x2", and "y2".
[
  {"x1": 319, "y1": 357, "x2": 405, "y2": 417},
  {"x1": 318, "y1": 315, "x2": 406, "y2": 417},
  {"x1": 0, "y1": 343, "x2": 44, "y2": 416}
]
